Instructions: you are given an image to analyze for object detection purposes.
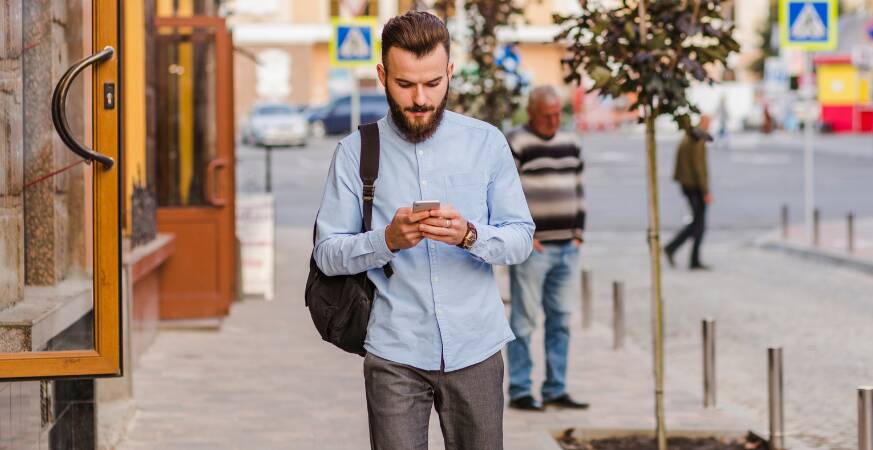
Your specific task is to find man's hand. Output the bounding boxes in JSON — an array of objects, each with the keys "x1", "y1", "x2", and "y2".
[
  {"x1": 573, "y1": 238, "x2": 583, "y2": 248},
  {"x1": 533, "y1": 239, "x2": 545, "y2": 253},
  {"x1": 385, "y1": 208, "x2": 431, "y2": 251},
  {"x1": 419, "y1": 204, "x2": 467, "y2": 246},
  {"x1": 704, "y1": 193, "x2": 713, "y2": 205}
]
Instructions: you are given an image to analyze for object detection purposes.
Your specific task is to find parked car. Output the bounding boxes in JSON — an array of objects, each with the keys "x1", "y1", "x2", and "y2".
[
  {"x1": 308, "y1": 93, "x2": 388, "y2": 137},
  {"x1": 240, "y1": 102, "x2": 309, "y2": 148}
]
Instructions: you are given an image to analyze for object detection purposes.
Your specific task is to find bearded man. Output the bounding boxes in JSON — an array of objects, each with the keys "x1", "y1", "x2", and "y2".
[{"x1": 313, "y1": 11, "x2": 534, "y2": 450}]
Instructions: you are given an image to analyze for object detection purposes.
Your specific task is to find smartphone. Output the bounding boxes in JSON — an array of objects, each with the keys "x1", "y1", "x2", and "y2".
[{"x1": 412, "y1": 200, "x2": 441, "y2": 213}]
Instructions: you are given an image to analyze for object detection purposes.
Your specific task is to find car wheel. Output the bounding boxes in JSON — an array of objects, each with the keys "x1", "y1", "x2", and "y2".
[{"x1": 311, "y1": 120, "x2": 326, "y2": 138}]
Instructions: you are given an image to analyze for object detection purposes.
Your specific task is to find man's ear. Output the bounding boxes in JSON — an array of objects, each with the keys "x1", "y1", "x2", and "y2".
[
  {"x1": 447, "y1": 62, "x2": 454, "y2": 81},
  {"x1": 377, "y1": 63, "x2": 387, "y2": 88}
]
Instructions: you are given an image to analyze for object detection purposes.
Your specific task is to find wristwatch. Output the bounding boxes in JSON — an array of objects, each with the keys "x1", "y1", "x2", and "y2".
[{"x1": 457, "y1": 221, "x2": 478, "y2": 250}]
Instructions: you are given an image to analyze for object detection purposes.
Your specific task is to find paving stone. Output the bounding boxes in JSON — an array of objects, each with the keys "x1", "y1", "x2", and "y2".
[{"x1": 118, "y1": 228, "x2": 753, "y2": 450}]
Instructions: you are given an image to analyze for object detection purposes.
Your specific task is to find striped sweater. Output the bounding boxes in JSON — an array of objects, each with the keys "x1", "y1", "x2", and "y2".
[{"x1": 507, "y1": 126, "x2": 585, "y2": 243}]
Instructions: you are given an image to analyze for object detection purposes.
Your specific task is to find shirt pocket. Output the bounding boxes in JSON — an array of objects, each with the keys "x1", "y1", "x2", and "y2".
[{"x1": 444, "y1": 172, "x2": 488, "y2": 222}]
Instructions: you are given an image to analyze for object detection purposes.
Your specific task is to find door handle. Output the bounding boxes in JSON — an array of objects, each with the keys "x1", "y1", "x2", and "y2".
[
  {"x1": 205, "y1": 159, "x2": 228, "y2": 207},
  {"x1": 51, "y1": 46, "x2": 116, "y2": 169}
]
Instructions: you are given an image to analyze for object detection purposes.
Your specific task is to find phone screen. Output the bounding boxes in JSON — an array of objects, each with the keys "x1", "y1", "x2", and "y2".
[{"x1": 412, "y1": 200, "x2": 441, "y2": 213}]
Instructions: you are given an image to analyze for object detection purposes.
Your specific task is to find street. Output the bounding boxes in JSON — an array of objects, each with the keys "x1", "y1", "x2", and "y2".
[
  {"x1": 236, "y1": 129, "x2": 873, "y2": 232},
  {"x1": 233, "y1": 129, "x2": 873, "y2": 449}
]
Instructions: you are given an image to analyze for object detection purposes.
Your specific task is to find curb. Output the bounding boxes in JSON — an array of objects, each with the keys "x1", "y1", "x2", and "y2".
[{"x1": 755, "y1": 234, "x2": 873, "y2": 276}]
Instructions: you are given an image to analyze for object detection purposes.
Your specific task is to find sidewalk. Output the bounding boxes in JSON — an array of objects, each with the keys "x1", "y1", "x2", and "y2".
[
  {"x1": 757, "y1": 217, "x2": 873, "y2": 275},
  {"x1": 117, "y1": 227, "x2": 753, "y2": 450}
]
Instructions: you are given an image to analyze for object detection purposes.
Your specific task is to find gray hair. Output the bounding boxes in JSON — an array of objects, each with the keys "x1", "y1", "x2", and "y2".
[{"x1": 528, "y1": 85, "x2": 561, "y2": 109}]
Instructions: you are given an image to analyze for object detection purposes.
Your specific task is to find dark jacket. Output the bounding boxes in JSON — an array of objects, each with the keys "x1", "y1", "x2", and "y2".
[{"x1": 673, "y1": 133, "x2": 709, "y2": 194}]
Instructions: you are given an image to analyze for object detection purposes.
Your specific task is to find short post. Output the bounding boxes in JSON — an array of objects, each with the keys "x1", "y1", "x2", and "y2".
[
  {"x1": 612, "y1": 281, "x2": 624, "y2": 350},
  {"x1": 860, "y1": 386, "x2": 873, "y2": 450},
  {"x1": 813, "y1": 208, "x2": 820, "y2": 246},
  {"x1": 848, "y1": 212, "x2": 855, "y2": 253},
  {"x1": 581, "y1": 270, "x2": 592, "y2": 330},
  {"x1": 768, "y1": 347, "x2": 785, "y2": 450},
  {"x1": 781, "y1": 204, "x2": 789, "y2": 240},
  {"x1": 702, "y1": 319, "x2": 716, "y2": 408},
  {"x1": 264, "y1": 146, "x2": 273, "y2": 193}
]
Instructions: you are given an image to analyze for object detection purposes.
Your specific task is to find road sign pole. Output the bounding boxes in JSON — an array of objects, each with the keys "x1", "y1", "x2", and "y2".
[
  {"x1": 803, "y1": 51, "x2": 815, "y2": 244},
  {"x1": 350, "y1": 69, "x2": 360, "y2": 132}
]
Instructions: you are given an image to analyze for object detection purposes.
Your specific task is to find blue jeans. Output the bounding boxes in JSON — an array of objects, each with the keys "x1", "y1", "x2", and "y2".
[{"x1": 507, "y1": 241, "x2": 581, "y2": 401}]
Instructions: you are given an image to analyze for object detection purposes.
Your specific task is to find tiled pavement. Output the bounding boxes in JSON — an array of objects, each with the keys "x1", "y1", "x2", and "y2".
[{"x1": 117, "y1": 227, "x2": 754, "y2": 450}]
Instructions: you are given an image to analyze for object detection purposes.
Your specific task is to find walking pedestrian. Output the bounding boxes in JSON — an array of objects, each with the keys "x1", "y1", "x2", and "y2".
[
  {"x1": 505, "y1": 86, "x2": 589, "y2": 412},
  {"x1": 665, "y1": 115, "x2": 713, "y2": 270},
  {"x1": 313, "y1": 11, "x2": 534, "y2": 450}
]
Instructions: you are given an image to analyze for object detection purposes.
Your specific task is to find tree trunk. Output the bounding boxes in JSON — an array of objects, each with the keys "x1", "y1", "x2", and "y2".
[{"x1": 644, "y1": 111, "x2": 667, "y2": 450}]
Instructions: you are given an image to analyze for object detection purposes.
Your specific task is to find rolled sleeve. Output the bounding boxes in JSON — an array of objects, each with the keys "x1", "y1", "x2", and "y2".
[
  {"x1": 367, "y1": 225, "x2": 396, "y2": 263},
  {"x1": 464, "y1": 139, "x2": 534, "y2": 266},
  {"x1": 314, "y1": 142, "x2": 397, "y2": 276}
]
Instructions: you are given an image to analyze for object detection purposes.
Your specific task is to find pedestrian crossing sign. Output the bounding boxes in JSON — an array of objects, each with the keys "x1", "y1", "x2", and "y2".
[
  {"x1": 330, "y1": 17, "x2": 379, "y2": 68},
  {"x1": 779, "y1": 0, "x2": 838, "y2": 51}
]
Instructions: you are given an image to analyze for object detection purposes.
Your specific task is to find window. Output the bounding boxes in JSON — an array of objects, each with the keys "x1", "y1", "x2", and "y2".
[{"x1": 330, "y1": 0, "x2": 379, "y2": 17}]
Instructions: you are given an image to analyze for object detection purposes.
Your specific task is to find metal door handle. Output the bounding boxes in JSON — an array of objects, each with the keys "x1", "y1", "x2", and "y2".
[
  {"x1": 51, "y1": 46, "x2": 116, "y2": 169},
  {"x1": 205, "y1": 159, "x2": 228, "y2": 207}
]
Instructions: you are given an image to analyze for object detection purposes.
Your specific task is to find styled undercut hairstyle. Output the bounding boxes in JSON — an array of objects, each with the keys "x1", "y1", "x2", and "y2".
[{"x1": 381, "y1": 11, "x2": 450, "y2": 72}]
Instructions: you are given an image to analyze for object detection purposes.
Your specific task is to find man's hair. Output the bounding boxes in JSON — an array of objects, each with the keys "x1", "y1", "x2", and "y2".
[
  {"x1": 381, "y1": 11, "x2": 450, "y2": 72},
  {"x1": 528, "y1": 85, "x2": 560, "y2": 109}
]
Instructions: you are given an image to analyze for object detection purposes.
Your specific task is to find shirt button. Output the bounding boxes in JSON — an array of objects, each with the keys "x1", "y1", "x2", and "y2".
[
  {"x1": 421, "y1": 180, "x2": 428, "y2": 186},
  {"x1": 433, "y1": 277, "x2": 439, "y2": 283},
  {"x1": 418, "y1": 150, "x2": 423, "y2": 156}
]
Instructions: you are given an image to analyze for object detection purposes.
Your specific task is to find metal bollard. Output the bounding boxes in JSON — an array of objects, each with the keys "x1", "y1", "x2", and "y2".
[
  {"x1": 813, "y1": 208, "x2": 820, "y2": 246},
  {"x1": 768, "y1": 347, "x2": 785, "y2": 450},
  {"x1": 581, "y1": 270, "x2": 593, "y2": 330},
  {"x1": 612, "y1": 281, "x2": 624, "y2": 350},
  {"x1": 781, "y1": 204, "x2": 789, "y2": 240},
  {"x1": 848, "y1": 213, "x2": 855, "y2": 253},
  {"x1": 860, "y1": 386, "x2": 873, "y2": 450},
  {"x1": 702, "y1": 319, "x2": 716, "y2": 408}
]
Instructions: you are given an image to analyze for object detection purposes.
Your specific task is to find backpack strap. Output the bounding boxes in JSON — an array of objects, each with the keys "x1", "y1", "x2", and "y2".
[
  {"x1": 359, "y1": 123, "x2": 380, "y2": 232},
  {"x1": 359, "y1": 122, "x2": 394, "y2": 279}
]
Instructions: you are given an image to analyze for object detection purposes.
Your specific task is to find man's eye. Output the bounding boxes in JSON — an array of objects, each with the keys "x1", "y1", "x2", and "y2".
[
  {"x1": 427, "y1": 82, "x2": 440, "y2": 87},
  {"x1": 397, "y1": 82, "x2": 412, "y2": 88}
]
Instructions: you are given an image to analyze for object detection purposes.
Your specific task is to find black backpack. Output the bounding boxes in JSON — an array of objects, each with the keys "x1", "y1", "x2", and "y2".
[{"x1": 305, "y1": 122, "x2": 392, "y2": 356}]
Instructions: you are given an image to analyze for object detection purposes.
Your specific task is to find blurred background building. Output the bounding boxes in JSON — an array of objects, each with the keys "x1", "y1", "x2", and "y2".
[{"x1": 225, "y1": 0, "x2": 871, "y2": 135}]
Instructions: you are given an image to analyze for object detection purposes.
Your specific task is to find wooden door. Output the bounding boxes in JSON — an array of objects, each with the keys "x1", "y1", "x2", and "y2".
[
  {"x1": 0, "y1": 0, "x2": 122, "y2": 379},
  {"x1": 154, "y1": 17, "x2": 235, "y2": 319}
]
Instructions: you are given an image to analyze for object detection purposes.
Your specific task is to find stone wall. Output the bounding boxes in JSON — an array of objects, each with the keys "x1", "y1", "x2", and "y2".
[
  {"x1": 22, "y1": 0, "x2": 86, "y2": 286},
  {"x1": 0, "y1": 0, "x2": 25, "y2": 311}
]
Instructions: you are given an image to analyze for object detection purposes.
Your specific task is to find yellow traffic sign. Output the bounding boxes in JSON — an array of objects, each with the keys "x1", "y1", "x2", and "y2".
[{"x1": 779, "y1": 0, "x2": 838, "y2": 51}]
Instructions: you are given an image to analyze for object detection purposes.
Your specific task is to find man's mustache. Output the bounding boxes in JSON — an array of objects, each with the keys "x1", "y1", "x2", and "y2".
[{"x1": 406, "y1": 104, "x2": 435, "y2": 113}]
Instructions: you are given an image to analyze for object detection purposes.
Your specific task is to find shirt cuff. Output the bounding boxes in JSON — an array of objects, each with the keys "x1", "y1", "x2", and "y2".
[{"x1": 368, "y1": 226, "x2": 397, "y2": 265}]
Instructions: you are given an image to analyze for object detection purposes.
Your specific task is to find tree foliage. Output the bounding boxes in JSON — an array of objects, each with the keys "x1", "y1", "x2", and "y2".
[
  {"x1": 555, "y1": 0, "x2": 740, "y2": 131},
  {"x1": 430, "y1": 0, "x2": 526, "y2": 127},
  {"x1": 749, "y1": 0, "x2": 778, "y2": 79}
]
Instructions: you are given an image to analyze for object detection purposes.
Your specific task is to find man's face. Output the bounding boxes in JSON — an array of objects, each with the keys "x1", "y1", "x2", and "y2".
[
  {"x1": 528, "y1": 98, "x2": 562, "y2": 138},
  {"x1": 377, "y1": 46, "x2": 453, "y2": 143}
]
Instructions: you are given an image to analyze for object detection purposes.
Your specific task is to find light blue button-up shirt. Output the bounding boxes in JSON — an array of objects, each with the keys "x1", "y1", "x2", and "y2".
[{"x1": 314, "y1": 111, "x2": 534, "y2": 372}]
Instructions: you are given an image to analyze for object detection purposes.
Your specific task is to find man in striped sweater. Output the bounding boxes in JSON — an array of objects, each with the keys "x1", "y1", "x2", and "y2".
[{"x1": 505, "y1": 86, "x2": 588, "y2": 411}]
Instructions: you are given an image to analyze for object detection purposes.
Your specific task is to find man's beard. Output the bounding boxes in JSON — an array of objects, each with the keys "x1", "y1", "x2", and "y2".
[{"x1": 386, "y1": 87, "x2": 449, "y2": 144}]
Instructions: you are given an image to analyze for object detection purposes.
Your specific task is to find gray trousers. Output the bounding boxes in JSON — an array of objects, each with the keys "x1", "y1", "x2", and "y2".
[{"x1": 363, "y1": 352, "x2": 504, "y2": 450}]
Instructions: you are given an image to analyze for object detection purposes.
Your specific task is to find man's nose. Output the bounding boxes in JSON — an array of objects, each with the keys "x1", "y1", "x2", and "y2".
[{"x1": 414, "y1": 85, "x2": 427, "y2": 105}]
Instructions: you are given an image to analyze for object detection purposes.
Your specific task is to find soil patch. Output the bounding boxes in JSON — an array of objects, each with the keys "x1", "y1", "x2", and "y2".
[{"x1": 556, "y1": 431, "x2": 768, "y2": 450}]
